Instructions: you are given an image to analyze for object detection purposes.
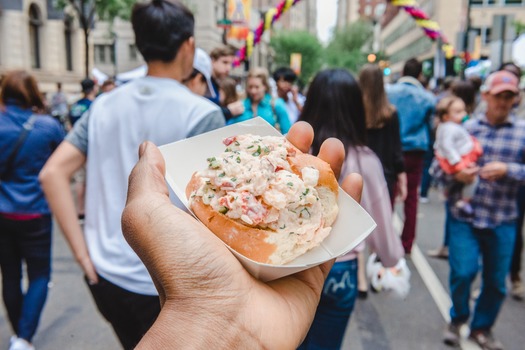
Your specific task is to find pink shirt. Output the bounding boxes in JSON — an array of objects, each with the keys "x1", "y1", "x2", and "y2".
[{"x1": 336, "y1": 146, "x2": 404, "y2": 268}]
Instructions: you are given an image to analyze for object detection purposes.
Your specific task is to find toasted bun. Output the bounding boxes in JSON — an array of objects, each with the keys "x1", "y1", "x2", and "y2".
[{"x1": 186, "y1": 135, "x2": 339, "y2": 265}]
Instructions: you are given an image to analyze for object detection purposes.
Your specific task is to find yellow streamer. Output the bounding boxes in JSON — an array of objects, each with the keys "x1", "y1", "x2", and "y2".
[
  {"x1": 246, "y1": 31, "x2": 254, "y2": 58},
  {"x1": 415, "y1": 19, "x2": 440, "y2": 31},
  {"x1": 391, "y1": 0, "x2": 417, "y2": 6},
  {"x1": 265, "y1": 8, "x2": 277, "y2": 31},
  {"x1": 283, "y1": 0, "x2": 294, "y2": 12}
]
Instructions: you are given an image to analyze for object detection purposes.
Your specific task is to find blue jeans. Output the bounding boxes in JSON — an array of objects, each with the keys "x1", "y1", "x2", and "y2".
[
  {"x1": 0, "y1": 215, "x2": 52, "y2": 342},
  {"x1": 448, "y1": 216, "x2": 515, "y2": 330},
  {"x1": 298, "y1": 259, "x2": 357, "y2": 350}
]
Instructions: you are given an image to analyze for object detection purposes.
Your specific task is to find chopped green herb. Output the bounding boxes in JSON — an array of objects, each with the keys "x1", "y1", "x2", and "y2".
[
  {"x1": 218, "y1": 206, "x2": 229, "y2": 214},
  {"x1": 303, "y1": 188, "x2": 310, "y2": 196},
  {"x1": 300, "y1": 208, "x2": 311, "y2": 218},
  {"x1": 236, "y1": 156, "x2": 241, "y2": 163},
  {"x1": 208, "y1": 194, "x2": 215, "y2": 199},
  {"x1": 224, "y1": 147, "x2": 232, "y2": 152},
  {"x1": 231, "y1": 177, "x2": 237, "y2": 182},
  {"x1": 218, "y1": 172, "x2": 226, "y2": 178},
  {"x1": 207, "y1": 157, "x2": 220, "y2": 169},
  {"x1": 246, "y1": 179, "x2": 252, "y2": 184},
  {"x1": 234, "y1": 141, "x2": 240, "y2": 146},
  {"x1": 279, "y1": 224, "x2": 286, "y2": 230},
  {"x1": 247, "y1": 145, "x2": 254, "y2": 149},
  {"x1": 287, "y1": 182, "x2": 294, "y2": 187},
  {"x1": 252, "y1": 145, "x2": 262, "y2": 156}
]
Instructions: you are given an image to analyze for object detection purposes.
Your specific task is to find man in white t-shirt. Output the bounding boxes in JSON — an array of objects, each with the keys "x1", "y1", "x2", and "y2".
[{"x1": 39, "y1": 1, "x2": 224, "y2": 349}]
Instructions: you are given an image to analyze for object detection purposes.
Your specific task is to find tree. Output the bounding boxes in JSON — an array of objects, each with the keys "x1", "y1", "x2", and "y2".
[
  {"x1": 325, "y1": 20, "x2": 373, "y2": 73},
  {"x1": 55, "y1": 0, "x2": 135, "y2": 78},
  {"x1": 270, "y1": 30, "x2": 324, "y2": 84}
]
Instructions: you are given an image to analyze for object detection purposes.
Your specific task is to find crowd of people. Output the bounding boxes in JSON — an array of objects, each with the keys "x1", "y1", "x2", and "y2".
[{"x1": 0, "y1": 0, "x2": 524, "y2": 350}]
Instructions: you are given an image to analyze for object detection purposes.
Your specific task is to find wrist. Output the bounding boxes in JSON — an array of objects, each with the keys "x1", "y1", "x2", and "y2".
[{"x1": 138, "y1": 301, "x2": 264, "y2": 349}]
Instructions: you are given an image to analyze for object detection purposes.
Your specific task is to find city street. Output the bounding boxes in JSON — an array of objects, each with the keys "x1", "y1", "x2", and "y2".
[{"x1": 1, "y1": 188, "x2": 524, "y2": 349}]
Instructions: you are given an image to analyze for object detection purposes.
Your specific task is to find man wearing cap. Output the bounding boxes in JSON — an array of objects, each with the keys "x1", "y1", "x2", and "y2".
[
  {"x1": 436, "y1": 70, "x2": 525, "y2": 350},
  {"x1": 183, "y1": 48, "x2": 216, "y2": 98}
]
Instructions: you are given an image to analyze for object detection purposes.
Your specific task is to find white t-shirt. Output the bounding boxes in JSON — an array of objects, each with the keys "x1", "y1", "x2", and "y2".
[
  {"x1": 434, "y1": 121, "x2": 474, "y2": 165},
  {"x1": 67, "y1": 76, "x2": 224, "y2": 295},
  {"x1": 283, "y1": 91, "x2": 306, "y2": 124}
]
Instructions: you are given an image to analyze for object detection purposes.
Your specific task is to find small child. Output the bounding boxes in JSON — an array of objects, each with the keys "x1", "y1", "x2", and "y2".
[{"x1": 434, "y1": 96, "x2": 483, "y2": 215}]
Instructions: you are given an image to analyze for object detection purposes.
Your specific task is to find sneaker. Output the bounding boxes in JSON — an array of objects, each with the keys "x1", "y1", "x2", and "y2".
[
  {"x1": 443, "y1": 322, "x2": 462, "y2": 347},
  {"x1": 9, "y1": 337, "x2": 35, "y2": 350},
  {"x1": 427, "y1": 246, "x2": 449, "y2": 259},
  {"x1": 469, "y1": 330, "x2": 504, "y2": 350},
  {"x1": 419, "y1": 196, "x2": 430, "y2": 204},
  {"x1": 511, "y1": 279, "x2": 525, "y2": 300}
]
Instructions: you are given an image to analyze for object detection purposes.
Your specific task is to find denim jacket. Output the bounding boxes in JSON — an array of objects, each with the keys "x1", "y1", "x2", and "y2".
[
  {"x1": 386, "y1": 77, "x2": 435, "y2": 152},
  {"x1": 227, "y1": 93, "x2": 291, "y2": 134}
]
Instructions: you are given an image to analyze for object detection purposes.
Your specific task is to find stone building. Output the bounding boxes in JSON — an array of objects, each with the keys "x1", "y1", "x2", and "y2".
[
  {"x1": 379, "y1": 0, "x2": 525, "y2": 76},
  {"x1": 0, "y1": 0, "x2": 317, "y2": 93}
]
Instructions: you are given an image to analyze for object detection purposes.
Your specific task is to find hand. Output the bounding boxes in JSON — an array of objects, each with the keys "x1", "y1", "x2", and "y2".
[
  {"x1": 454, "y1": 166, "x2": 479, "y2": 184},
  {"x1": 227, "y1": 100, "x2": 245, "y2": 116},
  {"x1": 121, "y1": 122, "x2": 363, "y2": 349},
  {"x1": 396, "y1": 172, "x2": 407, "y2": 202},
  {"x1": 78, "y1": 255, "x2": 98, "y2": 285},
  {"x1": 479, "y1": 161, "x2": 507, "y2": 181}
]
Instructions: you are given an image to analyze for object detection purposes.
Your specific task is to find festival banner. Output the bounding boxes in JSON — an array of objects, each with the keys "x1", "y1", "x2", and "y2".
[{"x1": 228, "y1": 0, "x2": 251, "y2": 40}]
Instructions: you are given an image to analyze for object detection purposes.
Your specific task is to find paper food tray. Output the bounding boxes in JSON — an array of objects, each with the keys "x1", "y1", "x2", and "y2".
[{"x1": 159, "y1": 117, "x2": 376, "y2": 281}]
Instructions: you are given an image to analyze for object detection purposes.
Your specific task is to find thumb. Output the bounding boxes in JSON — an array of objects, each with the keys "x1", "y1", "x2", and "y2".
[{"x1": 126, "y1": 141, "x2": 169, "y2": 205}]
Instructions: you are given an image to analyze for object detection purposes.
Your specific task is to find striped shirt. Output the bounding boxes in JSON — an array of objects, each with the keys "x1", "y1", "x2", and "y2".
[{"x1": 435, "y1": 114, "x2": 525, "y2": 229}]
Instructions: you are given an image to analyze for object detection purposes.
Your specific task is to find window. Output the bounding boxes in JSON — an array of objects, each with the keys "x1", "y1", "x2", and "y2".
[
  {"x1": 29, "y1": 4, "x2": 42, "y2": 69},
  {"x1": 470, "y1": 0, "x2": 483, "y2": 5},
  {"x1": 505, "y1": 0, "x2": 523, "y2": 4},
  {"x1": 64, "y1": 17, "x2": 73, "y2": 71},
  {"x1": 94, "y1": 45, "x2": 115, "y2": 64},
  {"x1": 129, "y1": 44, "x2": 138, "y2": 61},
  {"x1": 95, "y1": 44, "x2": 107, "y2": 64}
]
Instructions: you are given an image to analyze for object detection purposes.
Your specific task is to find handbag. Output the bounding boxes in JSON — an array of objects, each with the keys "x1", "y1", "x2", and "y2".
[{"x1": 1, "y1": 115, "x2": 38, "y2": 181}]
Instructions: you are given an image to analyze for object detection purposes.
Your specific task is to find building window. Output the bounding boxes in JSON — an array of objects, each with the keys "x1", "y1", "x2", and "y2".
[
  {"x1": 470, "y1": 0, "x2": 483, "y2": 5},
  {"x1": 505, "y1": 0, "x2": 523, "y2": 4},
  {"x1": 94, "y1": 44, "x2": 115, "y2": 64},
  {"x1": 29, "y1": 4, "x2": 42, "y2": 69},
  {"x1": 64, "y1": 17, "x2": 73, "y2": 71},
  {"x1": 129, "y1": 44, "x2": 138, "y2": 61}
]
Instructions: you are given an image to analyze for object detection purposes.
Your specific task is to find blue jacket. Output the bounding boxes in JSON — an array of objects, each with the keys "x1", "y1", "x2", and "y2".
[
  {"x1": 227, "y1": 94, "x2": 291, "y2": 134},
  {"x1": 386, "y1": 77, "x2": 435, "y2": 152},
  {"x1": 0, "y1": 104, "x2": 65, "y2": 214}
]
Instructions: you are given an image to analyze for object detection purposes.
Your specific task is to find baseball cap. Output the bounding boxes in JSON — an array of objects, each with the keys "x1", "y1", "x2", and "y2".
[
  {"x1": 481, "y1": 71, "x2": 519, "y2": 95},
  {"x1": 193, "y1": 48, "x2": 216, "y2": 98}
]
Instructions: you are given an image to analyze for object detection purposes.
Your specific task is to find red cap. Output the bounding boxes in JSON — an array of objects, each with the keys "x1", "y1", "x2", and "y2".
[{"x1": 482, "y1": 71, "x2": 519, "y2": 95}]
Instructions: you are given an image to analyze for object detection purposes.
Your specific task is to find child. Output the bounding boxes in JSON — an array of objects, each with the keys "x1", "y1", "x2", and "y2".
[
  {"x1": 434, "y1": 96, "x2": 483, "y2": 215},
  {"x1": 218, "y1": 77, "x2": 239, "y2": 108}
]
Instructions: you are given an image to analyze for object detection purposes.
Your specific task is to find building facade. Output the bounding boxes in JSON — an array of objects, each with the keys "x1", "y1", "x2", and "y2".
[
  {"x1": 337, "y1": 0, "x2": 386, "y2": 28},
  {"x1": 0, "y1": 0, "x2": 316, "y2": 92},
  {"x1": 379, "y1": 0, "x2": 525, "y2": 76}
]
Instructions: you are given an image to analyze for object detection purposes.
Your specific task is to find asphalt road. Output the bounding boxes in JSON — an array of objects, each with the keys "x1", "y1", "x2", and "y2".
[{"x1": 1, "y1": 188, "x2": 524, "y2": 349}]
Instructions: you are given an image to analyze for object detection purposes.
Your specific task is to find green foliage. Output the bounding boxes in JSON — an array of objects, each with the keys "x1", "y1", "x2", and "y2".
[
  {"x1": 325, "y1": 20, "x2": 373, "y2": 73},
  {"x1": 514, "y1": 20, "x2": 525, "y2": 36},
  {"x1": 270, "y1": 30, "x2": 324, "y2": 84},
  {"x1": 54, "y1": 0, "x2": 135, "y2": 27}
]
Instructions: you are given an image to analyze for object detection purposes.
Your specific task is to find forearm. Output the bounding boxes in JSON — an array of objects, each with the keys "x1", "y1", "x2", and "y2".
[{"x1": 42, "y1": 173, "x2": 90, "y2": 263}]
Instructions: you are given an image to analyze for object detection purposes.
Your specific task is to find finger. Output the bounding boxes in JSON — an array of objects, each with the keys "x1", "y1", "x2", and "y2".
[
  {"x1": 286, "y1": 121, "x2": 314, "y2": 153},
  {"x1": 126, "y1": 141, "x2": 169, "y2": 205},
  {"x1": 341, "y1": 173, "x2": 363, "y2": 204},
  {"x1": 317, "y1": 138, "x2": 345, "y2": 179}
]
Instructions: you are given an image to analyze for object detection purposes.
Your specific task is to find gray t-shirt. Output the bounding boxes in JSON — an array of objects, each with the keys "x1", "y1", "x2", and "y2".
[{"x1": 66, "y1": 109, "x2": 224, "y2": 155}]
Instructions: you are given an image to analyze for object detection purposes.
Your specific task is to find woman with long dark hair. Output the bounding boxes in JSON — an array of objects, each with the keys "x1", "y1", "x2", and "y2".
[
  {"x1": 0, "y1": 71, "x2": 65, "y2": 350},
  {"x1": 297, "y1": 69, "x2": 406, "y2": 350},
  {"x1": 359, "y1": 64, "x2": 406, "y2": 206}
]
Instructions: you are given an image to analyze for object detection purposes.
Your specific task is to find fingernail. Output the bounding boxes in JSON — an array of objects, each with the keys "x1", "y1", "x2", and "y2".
[{"x1": 139, "y1": 142, "x2": 148, "y2": 157}]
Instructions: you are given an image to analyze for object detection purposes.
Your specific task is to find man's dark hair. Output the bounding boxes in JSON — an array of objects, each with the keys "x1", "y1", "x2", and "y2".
[
  {"x1": 131, "y1": 0, "x2": 194, "y2": 63},
  {"x1": 273, "y1": 67, "x2": 297, "y2": 83},
  {"x1": 402, "y1": 58, "x2": 422, "y2": 79},
  {"x1": 210, "y1": 45, "x2": 236, "y2": 60},
  {"x1": 498, "y1": 62, "x2": 522, "y2": 79},
  {"x1": 81, "y1": 78, "x2": 95, "y2": 94}
]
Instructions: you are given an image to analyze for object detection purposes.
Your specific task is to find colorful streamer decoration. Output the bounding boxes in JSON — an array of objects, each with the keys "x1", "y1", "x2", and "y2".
[
  {"x1": 388, "y1": 0, "x2": 455, "y2": 57},
  {"x1": 233, "y1": 0, "x2": 301, "y2": 67}
]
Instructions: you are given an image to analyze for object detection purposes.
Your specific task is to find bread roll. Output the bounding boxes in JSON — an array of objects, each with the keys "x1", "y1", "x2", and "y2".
[{"x1": 186, "y1": 134, "x2": 338, "y2": 265}]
